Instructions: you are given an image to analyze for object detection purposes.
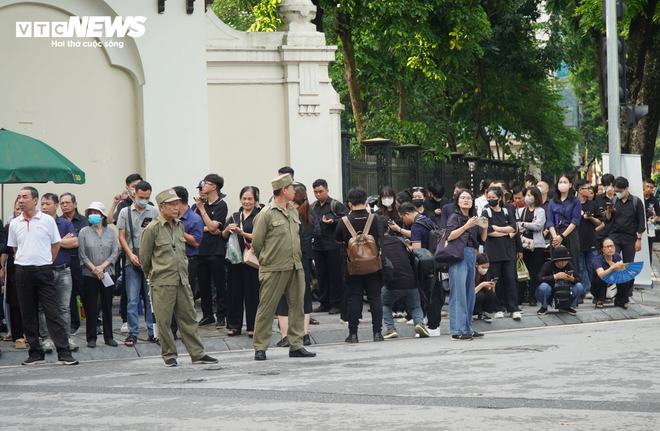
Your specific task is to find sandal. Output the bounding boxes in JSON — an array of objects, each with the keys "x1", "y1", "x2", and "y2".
[
  {"x1": 15, "y1": 338, "x2": 26, "y2": 349},
  {"x1": 3, "y1": 334, "x2": 12, "y2": 341},
  {"x1": 227, "y1": 329, "x2": 241, "y2": 337},
  {"x1": 595, "y1": 301, "x2": 604, "y2": 309},
  {"x1": 124, "y1": 335, "x2": 137, "y2": 347},
  {"x1": 248, "y1": 331, "x2": 254, "y2": 338},
  {"x1": 309, "y1": 318, "x2": 320, "y2": 325},
  {"x1": 147, "y1": 335, "x2": 160, "y2": 345}
]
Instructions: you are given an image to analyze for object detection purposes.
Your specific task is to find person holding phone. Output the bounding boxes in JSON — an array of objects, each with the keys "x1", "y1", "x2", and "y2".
[
  {"x1": 575, "y1": 179, "x2": 603, "y2": 300},
  {"x1": 535, "y1": 245, "x2": 584, "y2": 315},
  {"x1": 473, "y1": 253, "x2": 501, "y2": 323},
  {"x1": 117, "y1": 181, "x2": 159, "y2": 347}
]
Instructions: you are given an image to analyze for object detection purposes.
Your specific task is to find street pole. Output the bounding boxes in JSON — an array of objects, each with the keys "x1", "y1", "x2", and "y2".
[{"x1": 606, "y1": 0, "x2": 621, "y2": 177}]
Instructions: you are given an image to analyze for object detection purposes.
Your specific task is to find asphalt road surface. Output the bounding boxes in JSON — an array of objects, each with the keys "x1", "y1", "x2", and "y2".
[{"x1": 1, "y1": 317, "x2": 659, "y2": 431}]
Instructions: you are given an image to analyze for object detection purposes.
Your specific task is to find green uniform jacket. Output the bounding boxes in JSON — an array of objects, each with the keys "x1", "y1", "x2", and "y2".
[
  {"x1": 251, "y1": 199, "x2": 302, "y2": 273},
  {"x1": 140, "y1": 214, "x2": 189, "y2": 286}
]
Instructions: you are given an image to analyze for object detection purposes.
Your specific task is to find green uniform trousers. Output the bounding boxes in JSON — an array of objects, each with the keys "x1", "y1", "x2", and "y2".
[
  {"x1": 151, "y1": 282, "x2": 206, "y2": 362},
  {"x1": 253, "y1": 269, "x2": 305, "y2": 351}
]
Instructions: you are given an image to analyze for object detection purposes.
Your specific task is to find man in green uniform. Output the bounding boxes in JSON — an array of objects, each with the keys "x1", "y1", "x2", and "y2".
[
  {"x1": 252, "y1": 175, "x2": 316, "y2": 361},
  {"x1": 140, "y1": 189, "x2": 218, "y2": 367}
]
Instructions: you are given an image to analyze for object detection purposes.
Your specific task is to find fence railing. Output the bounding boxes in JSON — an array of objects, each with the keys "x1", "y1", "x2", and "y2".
[{"x1": 341, "y1": 133, "x2": 525, "y2": 201}]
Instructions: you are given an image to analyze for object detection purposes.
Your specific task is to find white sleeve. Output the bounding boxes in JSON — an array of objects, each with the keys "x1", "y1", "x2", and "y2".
[{"x1": 7, "y1": 221, "x2": 16, "y2": 247}]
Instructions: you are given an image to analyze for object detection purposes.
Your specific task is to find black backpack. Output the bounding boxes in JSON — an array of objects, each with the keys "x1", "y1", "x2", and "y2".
[
  {"x1": 397, "y1": 237, "x2": 437, "y2": 305},
  {"x1": 553, "y1": 279, "x2": 572, "y2": 310},
  {"x1": 413, "y1": 219, "x2": 443, "y2": 254}
]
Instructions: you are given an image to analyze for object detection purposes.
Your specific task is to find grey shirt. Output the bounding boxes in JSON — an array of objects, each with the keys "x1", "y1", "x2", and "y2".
[
  {"x1": 116, "y1": 204, "x2": 160, "y2": 252},
  {"x1": 78, "y1": 226, "x2": 119, "y2": 278}
]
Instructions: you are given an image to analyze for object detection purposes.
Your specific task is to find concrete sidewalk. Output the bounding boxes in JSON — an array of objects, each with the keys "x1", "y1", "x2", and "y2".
[{"x1": 2, "y1": 246, "x2": 659, "y2": 366}]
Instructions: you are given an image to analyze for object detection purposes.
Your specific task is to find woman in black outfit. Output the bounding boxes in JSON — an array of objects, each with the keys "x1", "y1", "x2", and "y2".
[
  {"x1": 473, "y1": 253, "x2": 500, "y2": 322},
  {"x1": 276, "y1": 185, "x2": 315, "y2": 347},
  {"x1": 223, "y1": 186, "x2": 261, "y2": 337},
  {"x1": 377, "y1": 186, "x2": 401, "y2": 229}
]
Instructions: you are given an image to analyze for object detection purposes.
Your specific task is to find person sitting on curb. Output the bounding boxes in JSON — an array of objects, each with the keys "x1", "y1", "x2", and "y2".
[
  {"x1": 535, "y1": 245, "x2": 584, "y2": 316},
  {"x1": 380, "y1": 224, "x2": 429, "y2": 339}
]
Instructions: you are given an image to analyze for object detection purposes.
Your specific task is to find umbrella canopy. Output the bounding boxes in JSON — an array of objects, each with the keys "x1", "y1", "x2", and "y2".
[
  {"x1": 602, "y1": 261, "x2": 644, "y2": 284},
  {"x1": 0, "y1": 128, "x2": 85, "y2": 184}
]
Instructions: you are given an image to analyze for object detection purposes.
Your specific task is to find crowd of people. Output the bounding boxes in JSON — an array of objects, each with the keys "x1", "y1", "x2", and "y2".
[{"x1": 0, "y1": 166, "x2": 654, "y2": 364}]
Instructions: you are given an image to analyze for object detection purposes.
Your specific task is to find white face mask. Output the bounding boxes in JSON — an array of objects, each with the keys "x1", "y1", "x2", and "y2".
[
  {"x1": 136, "y1": 199, "x2": 149, "y2": 209},
  {"x1": 615, "y1": 192, "x2": 625, "y2": 199},
  {"x1": 537, "y1": 187, "x2": 546, "y2": 195},
  {"x1": 382, "y1": 198, "x2": 394, "y2": 207},
  {"x1": 478, "y1": 268, "x2": 488, "y2": 275},
  {"x1": 524, "y1": 196, "x2": 535, "y2": 205}
]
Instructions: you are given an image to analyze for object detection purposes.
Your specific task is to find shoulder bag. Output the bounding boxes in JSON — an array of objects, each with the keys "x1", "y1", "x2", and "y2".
[
  {"x1": 241, "y1": 211, "x2": 260, "y2": 269},
  {"x1": 434, "y1": 213, "x2": 467, "y2": 265}
]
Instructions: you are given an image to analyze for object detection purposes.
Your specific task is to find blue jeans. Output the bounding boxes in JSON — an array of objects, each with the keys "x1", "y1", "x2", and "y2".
[
  {"x1": 126, "y1": 264, "x2": 154, "y2": 337},
  {"x1": 579, "y1": 250, "x2": 597, "y2": 294},
  {"x1": 381, "y1": 287, "x2": 424, "y2": 330},
  {"x1": 448, "y1": 247, "x2": 477, "y2": 336},
  {"x1": 536, "y1": 282, "x2": 584, "y2": 308}
]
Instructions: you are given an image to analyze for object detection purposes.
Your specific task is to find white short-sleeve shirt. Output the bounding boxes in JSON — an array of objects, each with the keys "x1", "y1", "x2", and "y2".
[{"x1": 8, "y1": 211, "x2": 61, "y2": 266}]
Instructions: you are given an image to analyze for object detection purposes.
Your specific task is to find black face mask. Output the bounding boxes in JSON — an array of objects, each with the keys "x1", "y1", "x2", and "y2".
[
  {"x1": 412, "y1": 199, "x2": 424, "y2": 207},
  {"x1": 488, "y1": 199, "x2": 499, "y2": 207}
]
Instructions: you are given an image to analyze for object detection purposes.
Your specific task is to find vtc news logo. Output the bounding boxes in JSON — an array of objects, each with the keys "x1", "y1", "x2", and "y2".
[{"x1": 16, "y1": 16, "x2": 147, "y2": 38}]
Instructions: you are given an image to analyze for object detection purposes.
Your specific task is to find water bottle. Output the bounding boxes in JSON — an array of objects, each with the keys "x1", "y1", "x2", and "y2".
[{"x1": 648, "y1": 204, "x2": 656, "y2": 237}]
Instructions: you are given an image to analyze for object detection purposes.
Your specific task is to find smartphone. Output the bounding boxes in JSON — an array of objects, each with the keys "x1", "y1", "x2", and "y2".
[
  {"x1": 325, "y1": 213, "x2": 335, "y2": 220},
  {"x1": 606, "y1": 202, "x2": 613, "y2": 207},
  {"x1": 492, "y1": 277, "x2": 499, "y2": 282},
  {"x1": 566, "y1": 270, "x2": 574, "y2": 275},
  {"x1": 476, "y1": 217, "x2": 484, "y2": 226}
]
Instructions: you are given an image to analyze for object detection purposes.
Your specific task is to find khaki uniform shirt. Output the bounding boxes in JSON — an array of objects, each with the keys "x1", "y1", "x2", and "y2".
[
  {"x1": 251, "y1": 199, "x2": 302, "y2": 273},
  {"x1": 139, "y1": 214, "x2": 188, "y2": 286}
]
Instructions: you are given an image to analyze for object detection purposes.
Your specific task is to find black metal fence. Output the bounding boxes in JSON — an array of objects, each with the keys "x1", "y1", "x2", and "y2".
[{"x1": 341, "y1": 133, "x2": 525, "y2": 201}]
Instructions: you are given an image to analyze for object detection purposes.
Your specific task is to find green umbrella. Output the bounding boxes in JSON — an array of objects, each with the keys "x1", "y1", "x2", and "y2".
[{"x1": 0, "y1": 128, "x2": 85, "y2": 184}]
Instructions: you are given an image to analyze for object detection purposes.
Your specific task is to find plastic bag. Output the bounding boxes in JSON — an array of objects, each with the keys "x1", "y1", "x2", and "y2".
[
  {"x1": 225, "y1": 233, "x2": 243, "y2": 265},
  {"x1": 517, "y1": 259, "x2": 530, "y2": 281}
]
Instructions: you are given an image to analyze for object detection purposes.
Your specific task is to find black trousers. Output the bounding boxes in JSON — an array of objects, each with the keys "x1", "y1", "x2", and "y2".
[
  {"x1": 68, "y1": 257, "x2": 84, "y2": 332},
  {"x1": 15, "y1": 266, "x2": 69, "y2": 355},
  {"x1": 345, "y1": 271, "x2": 383, "y2": 334},
  {"x1": 426, "y1": 278, "x2": 445, "y2": 330},
  {"x1": 615, "y1": 242, "x2": 637, "y2": 298},
  {"x1": 313, "y1": 248, "x2": 344, "y2": 309},
  {"x1": 226, "y1": 263, "x2": 261, "y2": 332},
  {"x1": 474, "y1": 289, "x2": 498, "y2": 314},
  {"x1": 491, "y1": 259, "x2": 520, "y2": 313},
  {"x1": 83, "y1": 276, "x2": 114, "y2": 342},
  {"x1": 197, "y1": 254, "x2": 227, "y2": 319},
  {"x1": 649, "y1": 237, "x2": 655, "y2": 264},
  {"x1": 523, "y1": 248, "x2": 544, "y2": 302}
]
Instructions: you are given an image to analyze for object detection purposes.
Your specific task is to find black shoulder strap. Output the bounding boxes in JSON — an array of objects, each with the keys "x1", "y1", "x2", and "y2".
[{"x1": 127, "y1": 206, "x2": 136, "y2": 250}]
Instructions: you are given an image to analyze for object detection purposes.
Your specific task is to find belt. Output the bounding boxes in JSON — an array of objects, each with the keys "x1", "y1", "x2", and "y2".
[
  {"x1": 187, "y1": 255, "x2": 198, "y2": 260},
  {"x1": 17, "y1": 265, "x2": 52, "y2": 272},
  {"x1": 53, "y1": 263, "x2": 71, "y2": 271}
]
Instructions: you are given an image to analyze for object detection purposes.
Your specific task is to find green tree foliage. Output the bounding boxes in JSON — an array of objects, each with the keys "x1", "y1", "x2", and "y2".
[{"x1": 215, "y1": 0, "x2": 582, "y2": 176}]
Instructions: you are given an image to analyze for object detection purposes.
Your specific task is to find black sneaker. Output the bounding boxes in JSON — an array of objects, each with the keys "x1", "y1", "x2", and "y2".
[
  {"x1": 471, "y1": 331, "x2": 484, "y2": 339},
  {"x1": 537, "y1": 307, "x2": 548, "y2": 315},
  {"x1": 565, "y1": 307, "x2": 577, "y2": 316},
  {"x1": 22, "y1": 353, "x2": 46, "y2": 366},
  {"x1": 57, "y1": 351, "x2": 79, "y2": 365},
  {"x1": 451, "y1": 334, "x2": 473, "y2": 341},
  {"x1": 276, "y1": 336, "x2": 289, "y2": 348},
  {"x1": 164, "y1": 358, "x2": 177, "y2": 367},
  {"x1": 215, "y1": 317, "x2": 226, "y2": 329},
  {"x1": 193, "y1": 355, "x2": 218, "y2": 364},
  {"x1": 198, "y1": 315, "x2": 215, "y2": 327}
]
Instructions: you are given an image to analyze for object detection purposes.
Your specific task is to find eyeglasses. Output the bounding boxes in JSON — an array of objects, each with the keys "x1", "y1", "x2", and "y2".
[
  {"x1": 458, "y1": 196, "x2": 472, "y2": 201},
  {"x1": 579, "y1": 187, "x2": 592, "y2": 191},
  {"x1": 603, "y1": 244, "x2": 615, "y2": 248}
]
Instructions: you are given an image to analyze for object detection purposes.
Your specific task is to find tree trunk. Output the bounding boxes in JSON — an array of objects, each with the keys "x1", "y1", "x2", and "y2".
[
  {"x1": 336, "y1": 11, "x2": 366, "y2": 141},
  {"x1": 621, "y1": 0, "x2": 660, "y2": 179},
  {"x1": 398, "y1": 80, "x2": 406, "y2": 121}
]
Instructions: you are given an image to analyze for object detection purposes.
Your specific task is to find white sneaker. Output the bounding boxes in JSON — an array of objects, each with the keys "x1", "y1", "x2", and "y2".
[
  {"x1": 585, "y1": 293, "x2": 594, "y2": 299},
  {"x1": 512, "y1": 311, "x2": 522, "y2": 320},
  {"x1": 359, "y1": 319, "x2": 367, "y2": 324},
  {"x1": 68, "y1": 338, "x2": 79, "y2": 352},
  {"x1": 628, "y1": 297, "x2": 636, "y2": 304},
  {"x1": 121, "y1": 322, "x2": 129, "y2": 333},
  {"x1": 397, "y1": 317, "x2": 409, "y2": 324},
  {"x1": 427, "y1": 327, "x2": 441, "y2": 337},
  {"x1": 424, "y1": 317, "x2": 428, "y2": 325},
  {"x1": 42, "y1": 338, "x2": 54, "y2": 353},
  {"x1": 493, "y1": 311, "x2": 504, "y2": 319},
  {"x1": 406, "y1": 319, "x2": 415, "y2": 325},
  {"x1": 340, "y1": 319, "x2": 348, "y2": 325}
]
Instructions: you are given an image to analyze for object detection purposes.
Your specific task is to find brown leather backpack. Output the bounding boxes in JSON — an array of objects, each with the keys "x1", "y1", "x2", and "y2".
[{"x1": 342, "y1": 214, "x2": 382, "y2": 276}]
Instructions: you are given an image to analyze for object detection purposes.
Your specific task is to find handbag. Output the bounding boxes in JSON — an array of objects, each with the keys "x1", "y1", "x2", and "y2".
[
  {"x1": 434, "y1": 214, "x2": 467, "y2": 264},
  {"x1": 520, "y1": 208, "x2": 535, "y2": 251},
  {"x1": 606, "y1": 283, "x2": 618, "y2": 299},
  {"x1": 517, "y1": 259, "x2": 530, "y2": 281},
  {"x1": 240, "y1": 212, "x2": 260, "y2": 269}
]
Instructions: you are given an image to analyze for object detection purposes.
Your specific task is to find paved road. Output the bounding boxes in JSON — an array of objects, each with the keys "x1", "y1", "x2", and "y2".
[{"x1": 1, "y1": 317, "x2": 658, "y2": 430}]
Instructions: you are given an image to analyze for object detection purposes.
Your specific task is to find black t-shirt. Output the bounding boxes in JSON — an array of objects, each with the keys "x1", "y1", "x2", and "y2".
[
  {"x1": 229, "y1": 208, "x2": 260, "y2": 254},
  {"x1": 382, "y1": 236, "x2": 415, "y2": 290},
  {"x1": 594, "y1": 193, "x2": 613, "y2": 240},
  {"x1": 334, "y1": 209, "x2": 380, "y2": 252},
  {"x1": 578, "y1": 199, "x2": 602, "y2": 251},
  {"x1": 198, "y1": 197, "x2": 228, "y2": 256},
  {"x1": 482, "y1": 206, "x2": 516, "y2": 262},
  {"x1": 645, "y1": 194, "x2": 660, "y2": 219}
]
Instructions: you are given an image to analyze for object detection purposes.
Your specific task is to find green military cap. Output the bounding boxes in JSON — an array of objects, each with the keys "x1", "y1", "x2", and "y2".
[
  {"x1": 271, "y1": 174, "x2": 293, "y2": 191},
  {"x1": 156, "y1": 188, "x2": 180, "y2": 205}
]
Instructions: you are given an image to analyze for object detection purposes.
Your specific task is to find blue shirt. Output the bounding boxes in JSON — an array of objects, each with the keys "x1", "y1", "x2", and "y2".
[
  {"x1": 53, "y1": 216, "x2": 76, "y2": 266},
  {"x1": 179, "y1": 207, "x2": 204, "y2": 257},
  {"x1": 411, "y1": 214, "x2": 435, "y2": 249},
  {"x1": 545, "y1": 197, "x2": 581, "y2": 229},
  {"x1": 438, "y1": 203, "x2": 456, "y2": 230}
]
